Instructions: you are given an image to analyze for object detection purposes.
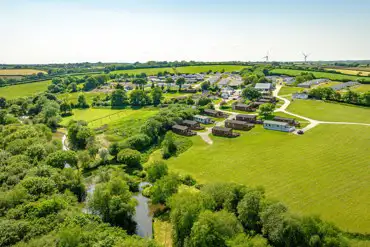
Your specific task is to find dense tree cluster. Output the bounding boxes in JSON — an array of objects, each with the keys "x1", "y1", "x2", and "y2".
[
  {"x1": 47, "y1": 74, "x2": 110, "y2": 94},
  {"x1": 309, "y1": 87, "x2": 370, "y2": 106}
]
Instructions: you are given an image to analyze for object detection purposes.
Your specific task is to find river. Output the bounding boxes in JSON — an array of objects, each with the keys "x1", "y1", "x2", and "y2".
[{"x1": 133, "y1": 182, "x2": 153, "y2": 238}]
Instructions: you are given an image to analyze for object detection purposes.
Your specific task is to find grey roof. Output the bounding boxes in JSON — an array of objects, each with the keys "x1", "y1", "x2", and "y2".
[
  {"x1": 255, "y1": 83, "x2": 272, "y2": 90},
  {"x1": 331, "y1": 81, "x2": 360, "y2": 91},
  {"x1": 274, "y1": 116, "x2": 296, "y2": 122},
  {"x1": 298, "y1": 79, "x2": 329, "y2": 87},
  {"x1": 234, "y1": 103, "x2": 250, "y2": 107},
  {"x1": 263, "y1": 120, "x2": 289, "y2": 126},
  {"x1": 226, "y1": 120, "x2": 253, "y2": 126},
  {"x1": 213, "y1": 126, "x2": 232, "y2": 132},
  {"x1": 194, "y1": 115, "x2": 211, "y2": 120},
  {"x1": 183, "y1": 120, "x2": 198, "y2": 125},
  {"x1": 236, "y1": 114, "x2": 256, "y2": 119},
  {"x1": 204, "y1": 109, "x2": 218, "y2": 114},
  {"x1": 172, "y1": 125, "x2": 188, "y2": 131}
]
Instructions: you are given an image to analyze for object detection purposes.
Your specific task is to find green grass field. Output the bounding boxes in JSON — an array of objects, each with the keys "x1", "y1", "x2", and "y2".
[
  {"x1": 315, "y1": 81, "x2": 342, "y2": 88},
  {"x1": 351, "y1": 84, "x2": 370, "y2": 93},
  {"x1": 271, "y1": 68, "x2": 370, "y2": 82},
  {"x1": 287, "y1": 100, "x2": 370, "y2": 123},
  {"x1": 278, "y1": 86, "x2": 304, "y2": 95},
  {"x1": 58, "y1": 92, "x2": 106, "y2": 105},
  {"x1": 0, "y1": 69, "x2": 46, "y2": 75},
  {"x1": 166, "y1": 125, "x2": 370, "y2": 233},
  {"x1": 325, "y1": 68, "x2": 370, "y2": 76},
  {"x1": 0, "y1": 80, "x2": 51, "y2": 99},
  {"x1": 111, "y1": 65, "x2": 246, "y2": 76},
  {"x1": 175, "y1": 65, "x2": 246, "y2": 73}
]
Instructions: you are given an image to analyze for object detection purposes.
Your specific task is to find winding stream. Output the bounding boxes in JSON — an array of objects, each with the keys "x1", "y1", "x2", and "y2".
[{"x1": 133, "y1": 182, "x2": 153, "y2": 238}]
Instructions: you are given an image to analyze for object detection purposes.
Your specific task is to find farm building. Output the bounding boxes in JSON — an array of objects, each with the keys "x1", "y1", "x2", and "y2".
[
  {"x1": 235, "y1": 114, "x2": 257, "y2": 123},
  {"x1": 331, "y1": 81, "x2": 360, "y2": 91},
  {"x1": 232, "y1": 103, "x2": 255, "y2": 112},
  {"x1": 263, "y1": 120, "x2": 295, "y2": 132},
  {"x1": 204, "y1": 109, "x2": 228, "y2": 118},
  {"x1": 255, "y1": 83, "x2": 273, "y2": 92},
  {"x1": 225, "y1": 120, "x2": 254, "y2": 131},
  {"x1": 194, "y1": 115, "x2": 213, "y2": 124},
  {"x1": 273, "y1": 116, "x2": 300, "y2": 127},
  {"x1": 212, "y1": 126, "x2": 240, "y2": 137},
  {"x1": 283, "y1": 77, "x2": 296, "y2": 85},
  {"x1": 172, "y1": 125, "x2": 196, "y2": 136},
  {"x1": 182, "y1": 120, "x2": 204, "y2": 130},
  {"x1": 292, "y1": 92, "x2": 308, "y2": 99},
  {"x1": 297, "y1": 79, "x2": 329, "y2": 88}
]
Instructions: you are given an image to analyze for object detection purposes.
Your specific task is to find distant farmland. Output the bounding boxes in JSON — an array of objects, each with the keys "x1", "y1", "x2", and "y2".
[
  {"x1": 0, "y1": 80, "x2": 51, "y2": 99},
  {"x1": 0, "y1": 69, "x2": 47, "y2": 76},
  {"x1": 325, "y1": 68, "x2": 370, "y2": 76},
  {"x1": 271, "y1": 68, "x2": 370, "y2": 82},
  {"x1": 111, "y1": 65, "x2": 247, "y2": 75}
]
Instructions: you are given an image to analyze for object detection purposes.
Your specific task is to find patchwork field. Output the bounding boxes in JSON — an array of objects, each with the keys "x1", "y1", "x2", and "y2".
[
  {"x1": 287, "y1": 100, "x2": 370, "y2": 123},
  {"x1": 0, "y1": 80, "x2": 51, "y2": 99},
  {"x1": 271, "y1": 68, "x2": 370, "y2": 82},
  {"x1": 0, "y1": 69, "x2": 47, "y2": 75},
  {"x1": 325, "y1": 68, "x2": 370, "y2": 76},
  {"x1": 166, "y1": 125, "x2": 370, "y2": 233},
  {"x1": 111, "y1": 65, "x2": 246, "y2": 76}
]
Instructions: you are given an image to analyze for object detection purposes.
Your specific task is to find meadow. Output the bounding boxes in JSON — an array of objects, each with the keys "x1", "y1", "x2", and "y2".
[
  {"x1": 0, "y1": 69, "x2": 47, "y2": 75},
  {"x1": 166, "y1": 124, "x2": 370, "y2": 233},
  {"x1": 278, "y1": 86, "x2": 304, "y2": 95},
  {"x1": 287, "y1": 100, "x2": 370, "y2": 123},
  {"x1": 57, "y1": 92, "x2": 106, "y2": 105},
  {"x1": 111, "y1": 65, "x2": 246, "y2": 75},
  {"x1": 325, "y1": 68, "x2": 370, "y2": 76},
  {"x1": 271, "y1": 68, "x2": 370, "y2": 82},
  {"x1": 351, "y1": 84, "x2": 370, "y2": 93},
  {"x1": 0, "y1": 80, "x2": 51, "y2": 99}
]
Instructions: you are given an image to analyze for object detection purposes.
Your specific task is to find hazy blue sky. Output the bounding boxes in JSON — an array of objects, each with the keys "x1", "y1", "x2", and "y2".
[{"x1": 0, "y1": 0, "x2": 369, "y2": 63}]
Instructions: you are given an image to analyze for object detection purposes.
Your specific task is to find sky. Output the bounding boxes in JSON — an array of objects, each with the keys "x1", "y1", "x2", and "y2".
[{"x1": 0, "y1": 0, "x2": 369, "y2": 64}]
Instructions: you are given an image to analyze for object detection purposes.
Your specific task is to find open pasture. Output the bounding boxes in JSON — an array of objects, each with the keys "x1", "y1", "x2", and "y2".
[
  {"x1": 278, "y1": 86, "x2": 304, "y2": 95},
  {"x1": 325, "y1": 68, "x2": 370, "y2": 76},
  {"x1": 175, "y1": 65, "x2": 246, "y2": 73},
  {"x1": 271, "y1": 68, "x2": 370, "y2": 82},
  {"x1": 287, "y1": 99, "x2": 370, "y2": 123},
  {"x1": 167, "y1": 124, "x2": 370, "y2": 233},
  {"x1": 0, "y1": 80, "x2": 51, "y2": 99},
  {"x1": 58, "y1": 92, "x2": 106, "y2": 105},
  {"x1": 0, "y1": 69, "x2": 46, "y2": 76},
  {"x1": 111, "y1": 67, "x2": 174, "y2": 76},
  {"x1": 351, "y1": 84, "x2": 370, "y2": 93}
]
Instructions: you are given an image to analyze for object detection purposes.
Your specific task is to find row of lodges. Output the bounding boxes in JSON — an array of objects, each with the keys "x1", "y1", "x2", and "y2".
[
  {"x1": 172, "y1": 119, "x2": 206, "y2": 136},
  {"x1": 212, "y1": 114, "x2": 258, "y2": 138},
  {"x1": 232, "y1": 96, "x2": 277, "y2": 112}
]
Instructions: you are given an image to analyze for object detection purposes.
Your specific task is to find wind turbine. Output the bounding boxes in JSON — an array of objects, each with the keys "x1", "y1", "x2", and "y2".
[
  {"x1": 302, "y1": 52, "x2": 310, "y2": 63},
  {"x1": 262, "y1": 52, "x2": 269, "y2": 62}
]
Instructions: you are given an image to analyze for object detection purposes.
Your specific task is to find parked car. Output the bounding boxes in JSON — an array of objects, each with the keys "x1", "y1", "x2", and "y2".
[{"x1": 297, "y1": 130, "x2": 304, "y2": 135}]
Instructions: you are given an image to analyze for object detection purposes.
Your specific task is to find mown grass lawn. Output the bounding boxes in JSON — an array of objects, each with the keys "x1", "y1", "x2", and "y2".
[
  {"x1": 278, "y1": 86, "x2": 304, "y2": 95},
  {"x1": 287, "y1": 100, "x2": 370, "y2": 123},
  {"x1": 166, "y1": 124, "x2": 370, "y2": 233},
  {"x1": 271, "y1": 68, "x2": 370, "y2": 82},
  {"x1": 0, "y1": 80, "x2": 51, "y2": 99}
]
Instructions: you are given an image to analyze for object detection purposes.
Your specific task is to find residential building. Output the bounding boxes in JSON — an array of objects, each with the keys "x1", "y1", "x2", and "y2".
[
  {"x1": 292, "y1": 92, "x2": 308, "y2": 99},
  {"x1": 263, "y1": 120, "x2": 295, "y2": 132},
  {"x1": 255, "y1": 83, "x2": 273, "y2": 92},
  {"x1": 194, "y1": 115, "x2": 213, "y2": 124},
  {"x1": 225, "y1": 120, "x2": 254, "y2": 131},
  {"x1": 172, "y1": 125, "x2": 196, "y2": 136},
  {"x1": 273, "y1": 116, "x2": 300, "y2": 127},
  {"x1": 182, "y1": 120, "x2": 204, "y2": 130},
  {"x1": 235, "y1": 114, "x2": 257, "y2": 123},
  {"x1": 212, "y1": 126, "x2": 240, "y2": 137}
]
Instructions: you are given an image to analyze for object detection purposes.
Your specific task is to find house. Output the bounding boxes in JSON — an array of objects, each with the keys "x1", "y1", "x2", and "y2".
[
  {"x1": 331, "y1": 81, "x2": 360, "y2": 91},
  {"x1": 273, "y1": 116, "x2": 300, "y2": 127},
  {"x1": 292, "y1": 92, "x2": 308, "y2": 99},
  {"x1": 261, "y1": 96, "x2": 277, "y2": 103},
  {"x1": 235, "y1": 114, "x2": 257, "y2": 123},
  {"x1": 172, "y1": 125, "x2": 196, "y2": 136},
  {"x1": 263, "y1": 120, "x2": 295, "y2": 132},
  {"x1": 255, "y1": 83, "x2": 273, "y2": 92},
  {"x1": 194, "y1": 115, "x2": 213, "y2": 124},
  {"x1": 251, "y1": 101, "x2": 265, "y2": 108},
  {"x1": 297, "y1": 79, "x2": 329, "y2": 88},
  {"x1": 182, "y1": 120, "x2": 204, "y2": 130},
  {"x1": 212, "y1": 126, "x2": 240, "y2": 137},
  {"x1": 204, "y1": 109, "x2": 228, "y2": 118},
  {"x1": 225, "y1": 120, "x2": 254, "y2": 131},
  {"x1": 257, "y1": 99, "x2": 271, "y2": 103},
  {"x1": 232, "y1": 103, "x2": 255, "y2": 112}
]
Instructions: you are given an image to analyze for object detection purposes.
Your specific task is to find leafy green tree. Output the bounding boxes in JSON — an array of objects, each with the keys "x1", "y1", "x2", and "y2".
[
  {"x1": 176, "y1": 77, "x2": 186, "y2": 91},
  {"x1": 151, "y1": 174, "x2": 181, "y2": 204},
  {"x1": 133, "y1": 78, "x2": 147, "y2": 90},
  {"x1": 0, "y1": 97, "x2": 6, "y2": 108},
  {"x1": 237, "y1": 188, "x2": 264, "y2": 232},
  {"x1": 60, "y1": 100, "x2": 72, "y2": 116},
  {"x1": 197, "y1": 97, "x2": 212, "y2": 106},
  {"x1": 20, "y1": 176, "x2": 56, "y2": 197},
  {"x1": 186, "y1": 210, "x2": 243, "y2": 247},
  {"x1": 76, "y1": 94, "x2": 89, "y2": 108},
  {"x1": 111, "y1": 89, "x2": 128, "y2": 107},
  {"x1": 166, "y1": 77, "x2": 174, "y2": 90},
  {"x1": 26, "y1": 144, "x2": 47, "y2": 162},
  {"x1": 258, "y1": 103, "x2": 275, "y2": 119},
  {"x1": 151, "y1": 87, "x2": 163, "y2": 106},
  {"x1": 130, "y1": 89, "x2": 151, "y2": 106},
  {"x1": 67, "y1": 120, "x2": 95, "y2": 150},
  {"x1": 146, "y1": 161, "x2": 168, "y2": 183},
  {"x1": 201, "y1": 81, "x2": 211, "y2": 91},
  {"x1": 117, "y1": 148, "x2": 141, "y2": 169},
  {"x1": 227, "y1": 234, "x2": 269, "y2": 247},
  {"x1": 242, "y1": 87, "x2": 261, "y2": 100},
  {"x1": 162, "y1": 132, "x2": 177, "y2": 159},
  {"x1": 45, "y1": 150, "x2": 78, "y2": 169},
  {"x1": 83, "y1": 77, "x2": 98, "y2": 91},
  {"x1": 68, "y1": 82, "x2": 78, "y2": 92},
  {"x1": 88, "y1": 176, "x2": 137, "y2": 233}
]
